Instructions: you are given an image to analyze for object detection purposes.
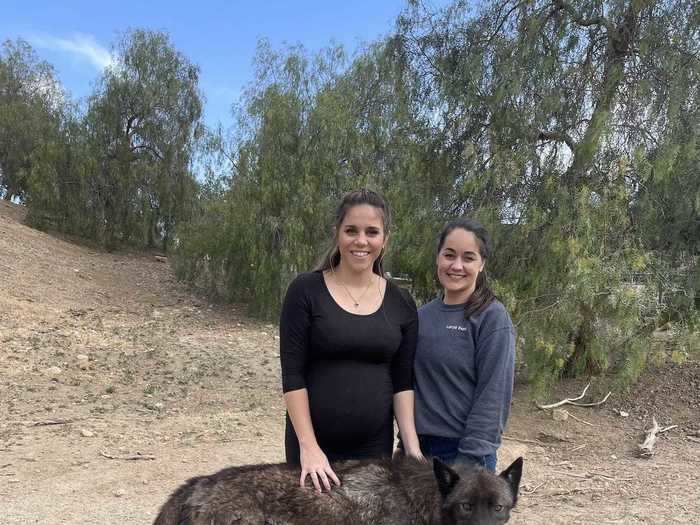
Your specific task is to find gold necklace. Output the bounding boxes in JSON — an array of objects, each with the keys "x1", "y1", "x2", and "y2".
[{"x1": 332, "y1": 267, "x2": 375, "y2": 308}]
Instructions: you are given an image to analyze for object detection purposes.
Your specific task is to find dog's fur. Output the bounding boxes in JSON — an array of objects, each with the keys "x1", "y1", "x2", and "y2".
[{"x1": 153, "y1": 456, "x2": 523, "y2": 525}]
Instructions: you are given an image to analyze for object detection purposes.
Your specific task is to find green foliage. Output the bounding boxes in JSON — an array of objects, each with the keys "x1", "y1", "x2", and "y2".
[
  {"x1": 3, "y1": 2, "x2": 696, "y2": 389},
  {"x1": 0, "y1": 39, "x2": 64, "y2": 202},
  {"x1": 387, "y1": 0, "x2": 698, "y2": 389},
  {"x1": 174, "y1": 43, "x2": 344, "y2": 318},
  {"x1": 20, "y1": 30, "x2": 203, "y2": 251},
  {"x1": 174, "y1": 1, "x2": 697, "y2": 391}
]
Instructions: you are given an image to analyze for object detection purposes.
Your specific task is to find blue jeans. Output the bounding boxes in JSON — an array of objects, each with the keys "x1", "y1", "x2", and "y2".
[{"x1": 418, "y1": 435, "x2": 497, "y2": 472}]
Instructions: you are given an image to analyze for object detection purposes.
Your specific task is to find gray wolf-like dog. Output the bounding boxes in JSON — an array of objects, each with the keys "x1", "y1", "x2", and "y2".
[{"x1": 153, "y1": 455, "x2": 523, "y2": 525}]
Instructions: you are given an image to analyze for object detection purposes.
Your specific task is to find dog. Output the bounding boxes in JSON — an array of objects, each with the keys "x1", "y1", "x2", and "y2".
[{"x1": 153, "y1": 455, "x2": 523, "y2": 524}]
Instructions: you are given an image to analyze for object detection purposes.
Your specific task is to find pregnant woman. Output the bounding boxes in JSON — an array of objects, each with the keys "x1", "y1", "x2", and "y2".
[{"x1": 280, "y1": 188, "x2": 422, "y2": 493}]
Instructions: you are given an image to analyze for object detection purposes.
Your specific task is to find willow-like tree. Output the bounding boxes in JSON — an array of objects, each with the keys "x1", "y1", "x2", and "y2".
[
  {"x1": 0, "y1": 39, "x2": 64, "y2": 202},
  {"x1": 175, "y1": 42, "x2": 348, "y2": 318},
  {"x1": 173, "y1": 1, "x2": 696, "y2": 386},
  {"x1": 81, "y1": 29, "x2": 203, "y2": 249},
  {"x1": 19, "y1": 30, "x2": 204, "y2": 250},
  {"x1": 173, "y1": 39, "x2": 430, "y2": 318},
  {"x1": 393, "y1": 0, "x2": 698, "y2": 385}
]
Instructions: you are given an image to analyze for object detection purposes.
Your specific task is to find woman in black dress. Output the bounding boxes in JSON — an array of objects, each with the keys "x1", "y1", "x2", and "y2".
[{"x1": 280, "y1": 188, "x2": 422, "y2": 493}]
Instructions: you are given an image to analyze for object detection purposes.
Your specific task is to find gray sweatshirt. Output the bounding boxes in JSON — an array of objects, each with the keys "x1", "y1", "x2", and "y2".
[{"x1": 414, "y1": 298, "x2": 516, "y2": 458}]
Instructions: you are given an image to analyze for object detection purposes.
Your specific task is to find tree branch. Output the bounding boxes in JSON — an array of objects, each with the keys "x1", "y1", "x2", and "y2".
[
  {"x1": 536, "y1": 383, "x2": 612, "y2": 410},
  {"x1": 538, "y1": 129, "x2": 576, "y2": 151},
  {"x1": 553, "y1": 0, "x2": 615, "y2": 34},
  {"x1": 125, "y1": 114, "x2": 139, "y2": 137},
  {"x1": 131, "y1": 143, "x2": 163, "y2": 160},
  {"x1": 481, "y1": 0, "x2": 530, "y2": 47}
]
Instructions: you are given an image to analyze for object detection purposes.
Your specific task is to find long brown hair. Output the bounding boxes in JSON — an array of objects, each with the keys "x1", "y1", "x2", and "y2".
[
  {"x1": 314, "y1": 188, "x2": 391, "y2": 276},
  {"x1": 436, "y1": 217, "x2": 496, "y2": 318}
]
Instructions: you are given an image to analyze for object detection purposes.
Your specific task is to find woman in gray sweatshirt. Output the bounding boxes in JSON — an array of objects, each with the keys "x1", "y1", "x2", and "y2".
[{"x1": 413, "y1": 218, "x2": 516, "y2": 472}]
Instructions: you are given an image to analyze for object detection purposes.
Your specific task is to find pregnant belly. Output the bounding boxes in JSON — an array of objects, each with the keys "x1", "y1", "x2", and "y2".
[{"x1": 306, "y1": 361, "x2": 393, "y2": 446}]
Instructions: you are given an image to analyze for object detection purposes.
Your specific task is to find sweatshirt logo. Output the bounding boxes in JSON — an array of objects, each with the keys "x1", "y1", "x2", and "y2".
[{"x1": 446, "y1": 325, "x2": 467, "y2": 332}]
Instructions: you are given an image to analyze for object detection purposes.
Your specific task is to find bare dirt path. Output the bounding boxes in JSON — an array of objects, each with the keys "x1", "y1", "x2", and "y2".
[{"x1": 1, "y1": 199, "x2": 699, "y2": 524}]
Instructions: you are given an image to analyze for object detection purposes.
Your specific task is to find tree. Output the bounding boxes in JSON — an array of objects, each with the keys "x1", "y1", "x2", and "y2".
[
  {"x1": 0, "y1": 39, "x2": 64, "y2": 201},
  {"x1": 394, "y1": 0, "x2": 698, "y2": 385},
  {"x1": 79, "y1": 29, "x2": 203, "y2": 249},
  {"x1": 173, "y1": 2, "x2": 697, "y2": 387}
]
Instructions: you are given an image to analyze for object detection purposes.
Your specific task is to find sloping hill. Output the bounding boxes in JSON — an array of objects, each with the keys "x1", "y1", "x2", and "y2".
[
  {"x1": 1, "y1": 200, "x2": 698, "y2": 524},
  {"x1": 0, "y1": 201, "x2": 285, "y2": 523}
]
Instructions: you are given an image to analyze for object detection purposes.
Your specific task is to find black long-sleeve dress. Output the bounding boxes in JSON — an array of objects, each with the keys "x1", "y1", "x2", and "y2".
[{"x1": 280, "y1": 271, "x2": 418, "y2": 463}]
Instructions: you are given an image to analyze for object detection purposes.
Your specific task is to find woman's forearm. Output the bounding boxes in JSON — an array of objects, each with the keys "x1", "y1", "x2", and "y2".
[
  {"x1": 284, "y1": 388, "x2": 340, "y2": 491},
  {"x1": 284, "y1": 388, "x2": 320, "y2": 448},
  {"x1": 393, "y1": 390, "x2": 422, "y2": 457}
]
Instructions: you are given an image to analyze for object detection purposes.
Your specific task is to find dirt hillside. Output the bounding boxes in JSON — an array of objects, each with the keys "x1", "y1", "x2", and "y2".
[{"x1": 1, "y1": 199, "x2": 698, "y2": 524}]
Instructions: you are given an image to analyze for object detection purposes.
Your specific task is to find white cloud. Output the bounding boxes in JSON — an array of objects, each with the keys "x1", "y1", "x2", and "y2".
[{"x1": 30, "y1": 33, "x2": 114, "y2": 71}]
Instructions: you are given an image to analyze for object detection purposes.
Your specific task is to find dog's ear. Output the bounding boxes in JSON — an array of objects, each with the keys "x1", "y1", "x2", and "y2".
[
  {"x1": 499, "y1": 457, "x2": 523, "y2": 504},
  {"x1": 433, "y1": 458, "x2": 460, "y2": 497}
]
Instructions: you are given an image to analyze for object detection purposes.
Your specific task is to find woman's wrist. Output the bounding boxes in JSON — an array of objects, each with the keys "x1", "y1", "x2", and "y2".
[
  {"x1": 404, "y1": 445, "x2": 423, "y2": 457},
  {"x1": 404, "y1": 436, "x2": 420, "y2": 450},
  {"x1": 401, "y1": 434, "x2": 422, "y2": 457},
  {"x1": 299, "y1": 438, "x2": 320, "y2": 450}
]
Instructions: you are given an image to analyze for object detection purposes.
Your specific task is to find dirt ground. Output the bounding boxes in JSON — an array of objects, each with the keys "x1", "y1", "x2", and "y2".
[{"x1": 1, "y1": 199, "x2": 699, "y2": 524}]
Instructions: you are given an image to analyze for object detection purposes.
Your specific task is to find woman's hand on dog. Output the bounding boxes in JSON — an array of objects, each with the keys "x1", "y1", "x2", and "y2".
[
  {"x1": 299, "y1": 443, "x2": 341, "y2": 493},
  {"x1": 406, "y1": 449, "x2": 426, "y2": 462}
]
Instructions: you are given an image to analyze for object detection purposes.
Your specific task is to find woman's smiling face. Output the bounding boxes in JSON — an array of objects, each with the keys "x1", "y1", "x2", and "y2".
[
  {"x1": 436, "y1": 227, "x2": 484, "y2": 304},
  {"x1": 336, "y1": 204, "x2": 386, "y2": 274}
]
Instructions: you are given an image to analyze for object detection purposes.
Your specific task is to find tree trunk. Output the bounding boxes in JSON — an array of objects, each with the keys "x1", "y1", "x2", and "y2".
[
  {"x1": 564, "y1": 0, "x2": 648, "y2": 185},
  {"x1": 561, "y1": 1, "x2": 649, "y2": 374}
]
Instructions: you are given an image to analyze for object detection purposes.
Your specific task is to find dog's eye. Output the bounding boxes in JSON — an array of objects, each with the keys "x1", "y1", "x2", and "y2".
[{"x1": 494, "y1": 504, "x2": 503, "y2": 512}]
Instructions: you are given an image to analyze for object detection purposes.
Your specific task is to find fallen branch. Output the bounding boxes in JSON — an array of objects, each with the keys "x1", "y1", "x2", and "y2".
[
  {"x1": 564, "y1": 411, "x2": 595, "y2": 427},
  {"x1": 502, "y1": 435, "x2": 546, "y2": 446},
  {"x1": 637, "y1": 417, "x2": 676, "y2": 457},
  {"x1": 536, "y1": 383, "x2": 611, "y2": 410},
  {"x1": 100, "y1": 451, "x2": 155, "y2": 461},
  {"x1": 538, "y1": 382, "x2": 591, "y2": 408},
  {"x1": 552, "y1": 470, "x2": 589, "y2": 479},
  {"x1": 522, "y1": 480, "x2": 547, "y2": 494},
  {"x1": 595, "y1": 473, "x2": 634, "y2": 482},
  {"x1": 552, "y1": 470, "x2": 633, "y2": 482},
  {"x1": 31, "y1": 419, "x2": 74, "y2": 426},
  {"x1": 571, "y1": 392, "x2": 612, "y2": 407},
  {"x1": 543, "y1": 487, "x2": 601, "y2": 497}
]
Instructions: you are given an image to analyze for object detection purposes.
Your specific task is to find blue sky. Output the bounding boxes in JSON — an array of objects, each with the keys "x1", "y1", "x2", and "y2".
[{"x1": 2, "y1": 0, "x2": 448, "y2": 129}]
